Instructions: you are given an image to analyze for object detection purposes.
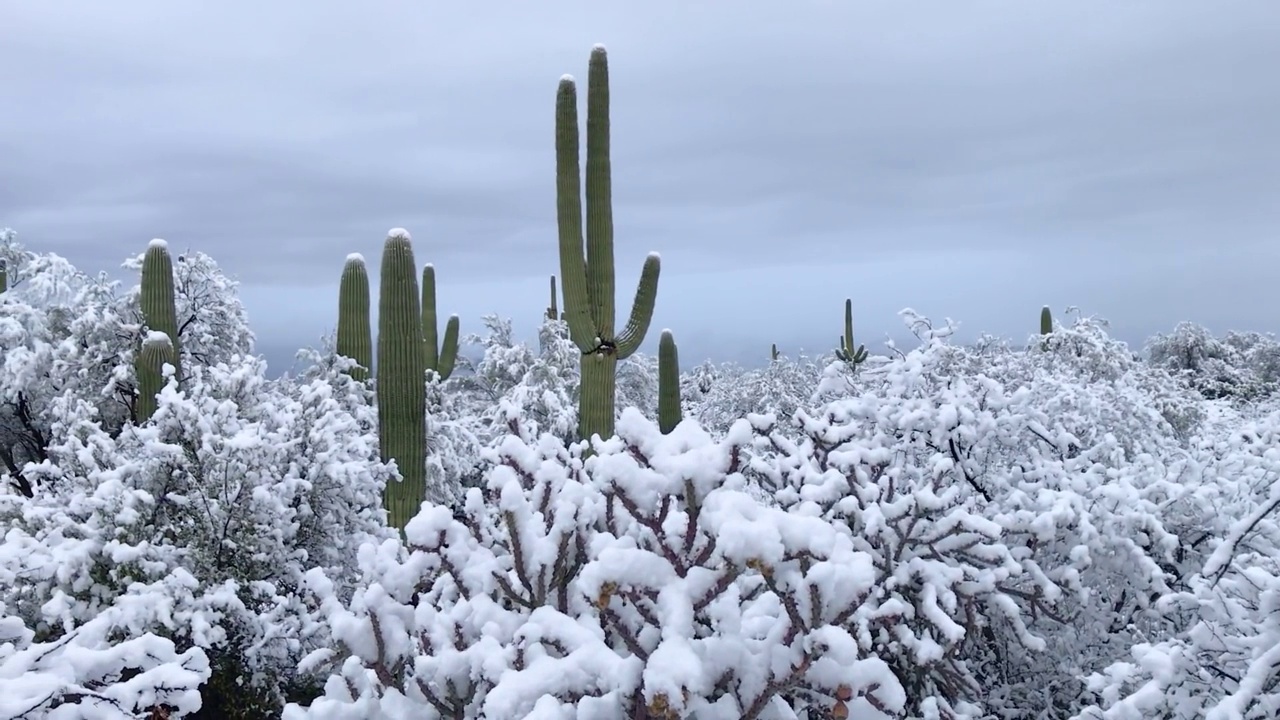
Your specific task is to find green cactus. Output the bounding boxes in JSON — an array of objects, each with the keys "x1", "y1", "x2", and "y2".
[
  {"x1": 336, "y1": 253, "x2": 373, "y2": 381},
  {"x1": 658, "y1": 329, "x2": 681, "y2": 434},
  {"x1": 1040, "y1": 306, "x2": 1053, "y2": 350},
  {"x1": 377, "y1": 229, "x2": 427, "y2": 532},
  {"x1": 546, "y1": 275, "x2": 560, "y2": 321},
  {"x1": 770, "y1": 343, "x2": 779, "y2": 362},
  {"x1": 836, "y1": 298, "x2": 868, "y2": 365},
  {"x1": 0, "y1": 259, "x2": 7, "y2": 294},
  {"x1": 136, "y1": 331, "x2": 176, "y2": 422},
  {"x1": 140, "y1": 239, "x2": 181, "y2": 383},
  {"x1": 556, "y1": 45, "x2": 661, "y2": 442},
  {"x1": 420, "y1": 265, "x2": 459, "y2": 381}
]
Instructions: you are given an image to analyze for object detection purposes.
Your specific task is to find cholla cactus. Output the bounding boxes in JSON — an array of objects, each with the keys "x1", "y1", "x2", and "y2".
[
  {"x1": 835, "y1": 298, "x2": 868, "y2": 366},
  {"x1": 555, "y1": 45, "x2": 661, "y2": 442},
  {"x1": 420, "y1": 264, "x2": 459, "y2": 381},
  {"x1": 336, "y1": 253, "x2": 373, "y2": 381},
  {"x1": 657, "y1": 329, "x2": 681, "y2": 434}
]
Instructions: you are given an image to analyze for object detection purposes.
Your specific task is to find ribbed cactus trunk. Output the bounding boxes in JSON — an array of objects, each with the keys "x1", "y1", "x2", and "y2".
[
  {"x1": 657, "y1": 329, "x2": 681, "y2": 434},
  {"x1": 140, "y1": 239, "x2": 181, "y2": 383},
  {"x1": 420, "y1": 265, "x2": 460, "y2": 381},
  {"x1": 556, "y1": 45, "x2": 661, "y2": 443},
  {"x1": 1040, "y1": 306, "x2": 1053, "y2": 335},
  {"x1": 836, "y1": 298, "x2": 868, "y2": 366},
  {"x1": 337, "y1": 254, "x2": 373, "y2": 381},
  {"x1": 0, "y1": 260, "x2": 7, "y2": 294},
  {"x1": 770, "y1": 343, "x2": 779, "y2": 362},
  {"x1": 136, "y1": 332, "x2": 176, "y2": 422},
  {"x1": 378, "y1": 230, "x2": 427, "y2": 532}
]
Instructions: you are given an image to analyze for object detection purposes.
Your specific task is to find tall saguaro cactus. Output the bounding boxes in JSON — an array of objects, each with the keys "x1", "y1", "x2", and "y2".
[
  {"x1": 556, "y1": 45, "x2": 661, "y2": 442},
  {"x1": 1040, "y1": 306, "x2": 1053, "y2": 335},
  {"x1": 336, "y1": 253, "x2": 373, "y2": 380},
  {"x1": 657, "y1": 329, "x2": 682, "y2": 434},
  {"x1": 420, "y1": 265, "x2": 459, "y2": 381},
  {"x1": 836, "y1": 298, "x2": 868, "y2": 366},
  {"x1": 378, "y1": 229, "x2": 427, "y2": 531},
  {"x1": 141, "y1": 239, "x2": 181, "y2": 383},
  {"x1": 136, "y1": 331, "x2": 176, "y2": 422}
]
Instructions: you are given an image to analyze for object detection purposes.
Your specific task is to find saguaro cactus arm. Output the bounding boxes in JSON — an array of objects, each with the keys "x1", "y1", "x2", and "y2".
[
  {"x1": 420, "y1": 264, "x2": 459, "y2": 381},
  {"x1": 136, "y1": 331, "x2": 176, "y2": 423}
]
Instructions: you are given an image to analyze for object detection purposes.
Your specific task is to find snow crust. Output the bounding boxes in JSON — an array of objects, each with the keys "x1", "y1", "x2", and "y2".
[
  {"x1": 143, "y1": 330, "x2": 172, "y2": 345},
  {"x1": 148, "y1": 238, "x2": 168, "y2": 250},
  {"x1": 345, "y1": 253, "x2": 365, "y2": 264},
  {"x1": 560, "y1": 73, "x2": 575, "y2": 84},
  {"x1": 387, "y1": 228, "x2": 411, "y2": 241}
]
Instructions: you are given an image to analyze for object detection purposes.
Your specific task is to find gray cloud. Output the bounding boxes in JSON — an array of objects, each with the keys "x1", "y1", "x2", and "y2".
[{"x1": 2, "y1": 1, "x2": 1278, "y2": 372}]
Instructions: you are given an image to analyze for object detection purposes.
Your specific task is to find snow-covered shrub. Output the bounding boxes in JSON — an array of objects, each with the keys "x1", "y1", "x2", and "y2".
[
  {"x1": 1, "y1": 353, "x2": 394, "y2": 717},
  {"x1": 1075, "y1": 408, "x2": 1280, "y2": 720},
  {"x1": 689, "y1": 355, "x2": 827, "y2": 437},
  {"x1": 285, "y1": 408, "x2": 917, "y2": 720},
  {"x1": 0, "y1": 596, "x2": 210, "y2": 719},
  {"x1": 1146, "y1": 322, "x2": 1278, "y2": 402}
]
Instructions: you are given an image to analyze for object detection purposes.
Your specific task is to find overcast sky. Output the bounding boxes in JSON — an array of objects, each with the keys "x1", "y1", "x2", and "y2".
[{"x1": 3, "y1": 1, "x2": 1278, "y2": 373}]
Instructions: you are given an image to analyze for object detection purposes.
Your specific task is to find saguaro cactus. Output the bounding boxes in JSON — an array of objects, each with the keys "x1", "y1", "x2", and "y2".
[
  {"x1": 378, "y1": 229, "x2": 427, "y2": 531},
  {"x1": 658, "y1": 329, "x2": 682, "y2": 434},
  {"x1": 336, "y1": 253, "x2": 373, "y2": 380},
  {"x1": 0, "y1": 259, "x2": 7, "y2": 294},
  {"x1": 1040, "y1": 306, "x2": 1053, "y2": 335},
  {"x1": 556, "y1": 45, "x2": 661, "y2": 442},
  {"x1": 420, "y1": 265, "x2": 459, "y2": 381},
  {"x1": 140, "y1": 239, "x2": 181, "y2": 382},
  {"x1": 770, "y1": 343, "x2": 779, "y2": 362},
  {"x1": 136, "y1": 331, "x2": 176, "y2": 422},
  {"x1": 836, "y1": 298, "x2": 868, "y2": 366},
  {"x1": 546, "y1": 275, "x2": 560, "y2": 321}
]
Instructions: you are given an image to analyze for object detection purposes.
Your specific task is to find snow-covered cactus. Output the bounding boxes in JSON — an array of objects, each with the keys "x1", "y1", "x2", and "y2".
[
  {"x1": 336, "y1": 253, "x2": 373, "y2": 381},
  {"x1": 421, "y1": 264, "x2": 459, "y2": 381},
  {"x1": 140, "y1": 238, "x2": 181, "y2": 382},
  {"x1": 657, "y1": 328, "x2": 681, "y2": 433},
  {"x1": 556, "y1": 45, "x2": 661, "y2": 442},
  {"x1": 836, "y1": 298, "x2": 868, "y2": 366},
  {"x1": 135, "y1": 331, "x2": 176, "y2": 422},
  {"x1": 378, "y1": 229, "x2": 427, "y2": 531}
]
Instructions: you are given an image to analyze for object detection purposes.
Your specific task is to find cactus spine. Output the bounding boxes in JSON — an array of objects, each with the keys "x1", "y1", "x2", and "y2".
[
  {"x1": 556, "y1": 45, "x2": 661, "y2": 442},
  {"x1": 136, "y1": 332, "x2": 176, "y2": 422},
  {"x1": 336, "y1": 254, "x2": 373, "y2": 380},
  {"x1": 836, "y1": 298, "x2": 868, "y2": 365},
  {"x1": 658, "y1": 329, "x2": 681, "y2": 434},
  {"x1": 420, "y1": 265, "x2": 459, "y2": 381},
  {"x1": 140, "y1": 239, "x2": 181, "y2": 383},
  {"x1": 377, "y1": 230, "x2": 427, "y2": 532}
]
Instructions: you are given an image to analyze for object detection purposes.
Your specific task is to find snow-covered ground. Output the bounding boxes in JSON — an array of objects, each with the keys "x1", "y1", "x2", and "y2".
[{"x1": 3, "y1": 230, "x2": 1279, "y2": 718}]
